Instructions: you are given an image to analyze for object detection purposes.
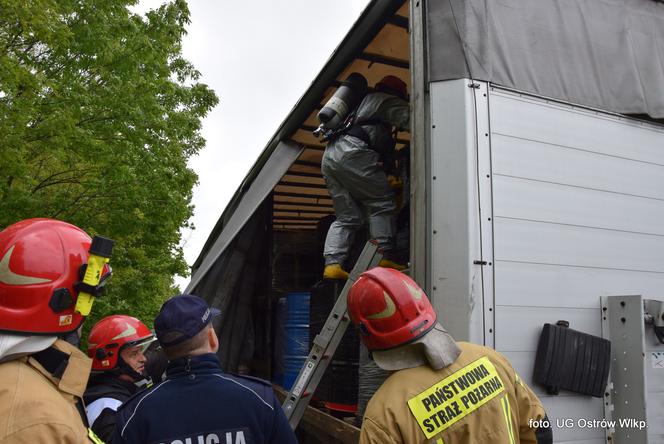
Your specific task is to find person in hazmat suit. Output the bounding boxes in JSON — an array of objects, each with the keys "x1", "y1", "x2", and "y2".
[{"x1": 321, "y1": 75, "x2": 410, "y2": 279}]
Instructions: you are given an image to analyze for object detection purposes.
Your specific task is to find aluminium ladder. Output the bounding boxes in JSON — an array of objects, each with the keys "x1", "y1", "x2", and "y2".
[{"x1": 282, "y1": 241, "x2": 383, "y2": 429}]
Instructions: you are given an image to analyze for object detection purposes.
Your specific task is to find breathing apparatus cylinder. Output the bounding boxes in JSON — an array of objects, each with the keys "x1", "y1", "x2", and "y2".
[{"x1": 315, "y1": 73, "x2": 368, "y2": 135}]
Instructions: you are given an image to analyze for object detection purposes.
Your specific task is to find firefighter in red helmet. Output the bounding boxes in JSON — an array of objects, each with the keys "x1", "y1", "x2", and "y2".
[
  {"x1": 347, "y1": 268, "x2": 553, "y2": 444},
  {"x1": 84, "y1": 315, "x2": 155, "y2": 442},
  {"x1": 0, "y1": 218, "x2": 112, "y2": 444}
]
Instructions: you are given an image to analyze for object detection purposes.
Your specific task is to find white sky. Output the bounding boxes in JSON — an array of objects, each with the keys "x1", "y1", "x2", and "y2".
[{"x1": 134, "y1": 1, "x2": 371, "y2": 289}]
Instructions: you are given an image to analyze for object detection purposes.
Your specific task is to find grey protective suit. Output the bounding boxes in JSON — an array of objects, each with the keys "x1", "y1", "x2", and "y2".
[{"x1": 322, "y1": 92, "x2": 410, "y2": 266}]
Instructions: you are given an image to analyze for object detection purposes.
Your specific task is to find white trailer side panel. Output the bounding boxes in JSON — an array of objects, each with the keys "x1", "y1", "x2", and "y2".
[
  {"x1": 488, "y1": 87, "x2": 664, "y2": 443},
  {"x1": 429, "y1": 79, "x2": 664, "y2": 443}
]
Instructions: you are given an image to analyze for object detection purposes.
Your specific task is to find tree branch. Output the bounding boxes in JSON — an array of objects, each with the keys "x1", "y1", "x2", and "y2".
[
  {"x1": 52, "y1": 189, "x2": 90, "y2": 219},
  {"x1": 31, "y1": 169, "x2": 89, "y2": 194}
]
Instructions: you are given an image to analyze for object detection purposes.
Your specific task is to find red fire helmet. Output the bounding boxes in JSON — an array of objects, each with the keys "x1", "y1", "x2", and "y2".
[
  {"x1": 0, "y1": 218, "x2": 110, "y2": 335},
  {"x1": 347, "y1": 267, "x2": 436, "y2": 351},
  {"x1": 375, "y1": 75, "x2": 408, "y2": 100},
  {"x1": 88, "y1": 315, "x2": 154, "y2": 371}
]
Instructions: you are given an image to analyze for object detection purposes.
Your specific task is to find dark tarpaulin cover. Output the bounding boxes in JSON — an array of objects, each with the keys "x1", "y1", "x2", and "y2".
[
  {"x1": 193, "y1": 202, "x2": 271, "y2": 375},
  {"x1": 428, "y1": 0, "x2": 664, "y2": 118},
  {"x1": 186, "y1": 140, "x2": 301, "y2": 293}
]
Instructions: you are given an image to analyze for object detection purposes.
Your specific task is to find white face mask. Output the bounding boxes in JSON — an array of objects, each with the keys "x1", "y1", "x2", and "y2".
[{"x1": 0, "y1": 334, "x2": 57, "y2": 363}]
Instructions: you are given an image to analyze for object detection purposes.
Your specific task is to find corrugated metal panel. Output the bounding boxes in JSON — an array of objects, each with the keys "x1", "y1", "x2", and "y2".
[
  {"x1": 492, "y1": 135, "x2": 664, "y2": 200},
  {"x1": 495, "y1": 307, "x2": 600, "y2": 353},
  {"x1": 488, "y1": 86, "x2": 664, "y2": 440},
  {"x1": 494, "y1": 176, "x2": 664, "y2": 236},
  {"x1": 494, "y1": 261, "x2": 664, "y2": 309},
  {"x1": 490, "y1": 95, "x2": 664, "y2": 163},
  {"x1": 494, "y1": 218, "x2": 664, "y2": 273}
]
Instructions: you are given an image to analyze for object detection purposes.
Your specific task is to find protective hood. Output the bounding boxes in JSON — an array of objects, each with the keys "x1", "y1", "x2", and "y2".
[
  {"x1": 371, "y1": 322, "x2": 461, "y2": 371},
  {"x1": 0, "y1": 334, "x2": 57, "y2": 363}
]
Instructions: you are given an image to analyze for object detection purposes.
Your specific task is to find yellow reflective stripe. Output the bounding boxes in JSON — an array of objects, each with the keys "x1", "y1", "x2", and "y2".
[
  {"x1": 435, "y1": 438, "x2": 444, "y2": 444},
  {"x1": 407, "y1": 356, "x2": 506, "y2": 439},
  {"x1": 501, "y1": 397, "x2": 516, "y2": 444},
  {"x1": 515, "y1": 372, "x2": 525, "y2": 387},
  {"x1": 505, "y1": 397, "x2": 514, "y2": 436},
  {"x1": 87, "y1": 428, "x2": 105, "y2": 444}
]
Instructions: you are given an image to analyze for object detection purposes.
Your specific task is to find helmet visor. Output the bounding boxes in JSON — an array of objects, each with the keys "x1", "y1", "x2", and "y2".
[{"x1": 127, "y1": 335, "x2": 157, "y2": 354}]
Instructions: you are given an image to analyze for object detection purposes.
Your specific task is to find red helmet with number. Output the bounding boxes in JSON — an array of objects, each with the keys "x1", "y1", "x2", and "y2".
[
  {"x1": 0, "y1": 218, "x2": 110, "y2": 335},
  {"x1": 375, "y1": 75, "x2": 408, "y2": 100},
  {"x1": 88, "y1": 315, "x2": 154, "y2": 371},
  {"x1": 347, "y1": 267, "x2": 436, "y2": 351}
]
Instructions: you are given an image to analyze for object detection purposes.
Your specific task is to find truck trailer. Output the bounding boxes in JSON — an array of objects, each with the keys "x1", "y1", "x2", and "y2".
[{"x1": 185, "y1": 1, "x2": 664, "y2": 442}]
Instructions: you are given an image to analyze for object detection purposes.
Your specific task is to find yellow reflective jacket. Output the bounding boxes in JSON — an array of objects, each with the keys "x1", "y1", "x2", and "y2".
[
  {"x1": 360, "y1": 342, "x2": 549, "y2": 443},
  {"x1": 0, "y1": 339, "x2": 93, "y2": 444}
]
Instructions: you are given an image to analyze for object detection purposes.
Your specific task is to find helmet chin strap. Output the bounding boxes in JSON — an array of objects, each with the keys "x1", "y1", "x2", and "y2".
[{"x1": 60, "y1": 330, "x2": 81, "y2": 348}]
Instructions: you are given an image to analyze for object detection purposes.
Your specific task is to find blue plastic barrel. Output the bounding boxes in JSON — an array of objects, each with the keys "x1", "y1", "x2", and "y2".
[
  {"x1": 282, "y1": 292, "x2": 310, "y2": 390},
  {"x1": 272, "y1": 298, "x2": 287, "y2": 387}
]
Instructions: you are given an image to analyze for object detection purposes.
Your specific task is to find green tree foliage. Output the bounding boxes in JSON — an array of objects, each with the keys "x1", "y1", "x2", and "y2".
[{"x1": 0, "y1": 0, "x2": 218, "y2": 335}]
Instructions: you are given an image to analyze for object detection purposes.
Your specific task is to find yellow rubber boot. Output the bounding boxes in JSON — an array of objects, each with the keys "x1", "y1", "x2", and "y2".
[
  {"x1": 378, "y1": 259, "x2": 407, "y2": 271},
  {"x1": 323, "y1": 264, "x2": 349, "y2": 280}
]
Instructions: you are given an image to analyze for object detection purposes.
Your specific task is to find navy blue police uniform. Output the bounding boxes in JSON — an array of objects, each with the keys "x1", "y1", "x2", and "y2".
[{"x1": 113, "y1": 353, "x2": 296, "y2": 444}]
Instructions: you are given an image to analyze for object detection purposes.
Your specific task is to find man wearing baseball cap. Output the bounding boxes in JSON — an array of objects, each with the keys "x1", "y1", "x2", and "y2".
[{"x1": 113, "y1": 294, "x2": 297, "y2": 444}]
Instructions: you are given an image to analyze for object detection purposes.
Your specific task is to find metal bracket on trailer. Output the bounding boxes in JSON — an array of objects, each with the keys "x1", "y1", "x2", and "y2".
[
  {"x1": 601, "y1": 295, "x2": 649, "y2": 444},
  {"x1": 282, "y1": 241, "x2": 383, "y2": 430}
]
